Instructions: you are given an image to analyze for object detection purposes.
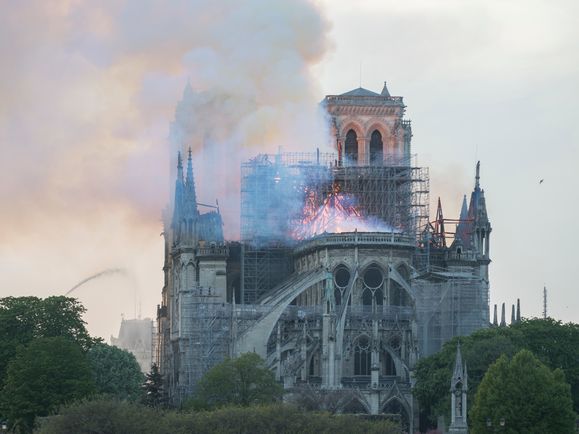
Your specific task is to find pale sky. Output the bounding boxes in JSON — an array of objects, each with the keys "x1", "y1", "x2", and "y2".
[{"x1": 1, "y1": 0, "x2": 577, "y2": 340}]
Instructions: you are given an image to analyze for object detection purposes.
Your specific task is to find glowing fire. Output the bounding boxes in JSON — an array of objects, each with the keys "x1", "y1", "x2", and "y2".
[{"x1": 292, "y1": 184, "x2": 396, "y2": 239}]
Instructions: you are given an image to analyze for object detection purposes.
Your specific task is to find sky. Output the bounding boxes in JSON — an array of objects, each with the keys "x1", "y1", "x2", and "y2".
[{"x1": 0, "y1": 0, "x2": 577, "y2": 340}]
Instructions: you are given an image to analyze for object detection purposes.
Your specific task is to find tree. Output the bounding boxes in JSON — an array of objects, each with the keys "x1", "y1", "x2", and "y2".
[
  {"x1": 0, "y1": 337, "x2": 95, "y2": 432},
  {"x1": 414, "y1": 318, "x2": 579, "y2": 430},
  {"x1": 142, "y1": 363, "x2": 165, "y2": 408},
  {"x1": 38, "y1": 398, "x2": 400, "y2": 434},
  {"x1": 471, "y1": 350, "x2": 575, "y2": 434},
  {"x1": 0, "y1": 296, "x2": 96, "y2": 385},
  {"x1": 87, "y1": 343, "x2": 144, "y2": 401},
  {"x1": 189, "y1": 352, "x2": 282, "y2": 409}
]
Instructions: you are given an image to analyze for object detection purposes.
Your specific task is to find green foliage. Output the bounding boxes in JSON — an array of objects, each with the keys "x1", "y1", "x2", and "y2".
[
  {"x1": 38, "y1": 397, "x2": 400, "y2": 434},
  {"x1": 87, "y1": 343, "x2": 144, "y2": 401},
  {"x1": 36, "y1": 397, "x2": 161, "y2": 434},
  {"x1": 142, "y1": 363, "x2": 166, "y2": 408},
  {"x1": 414, "y1": 318, "x2": 579, "y2": 429},
  {"x1": 187, "y1": 352, "x2": 283, "y2": 410},
  {"x1": 471, "y1": 350, "x2": 575, "y2": 434},
  {"x1": 0, "y1": 337, "x2": 95, "y2": 432},
  {"x1": 0, "y1": 296, "x2": 96, "y2": 386}
]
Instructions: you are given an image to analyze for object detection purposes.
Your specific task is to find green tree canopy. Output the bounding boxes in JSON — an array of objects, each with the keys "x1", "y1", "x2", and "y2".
[
  {"x1": 87, "y1": 343, "x2": 144, "y2": 401},
  {"x1": 471, "y1": 349, "x2": 575, "y2": 434},
  {"x1": 38, "y1": 398, "x2": 399, "y2": 434},
  {"x1": 142, "y1": 363, "x2": 165, "y2": 408},
  {"x1": 0, "y1": 296, "x2": 96, "y2": 386},
  {"x1": 189, "y1": 352, "x2": 283, "y2": 410},
  {"x1": 414, "y1": 318, "x2": 579, "y2": 430},
  {"x1": 0, "y1": 337, "x2": 95, "y2": 432}
]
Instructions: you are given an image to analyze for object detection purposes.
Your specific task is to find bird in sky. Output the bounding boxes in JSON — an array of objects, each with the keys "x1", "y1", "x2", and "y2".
[{"x1": 539, "y1": 179, "x2": 544, "y2": 184}]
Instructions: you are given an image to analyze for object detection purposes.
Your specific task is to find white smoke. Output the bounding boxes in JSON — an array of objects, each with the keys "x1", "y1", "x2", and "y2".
[{"x1": 0, "y1": 0, "x2": 333, "y2": 338}]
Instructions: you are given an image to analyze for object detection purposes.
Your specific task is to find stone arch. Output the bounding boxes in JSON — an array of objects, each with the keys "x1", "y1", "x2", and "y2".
[
  {"x1": 353, "y1": 334, "x2": 372, "y2": 376},
  {"x1": 394, "y1": 261, "x2": 412, "y2": 283},
  {"x1": 382, "y1": 396, "x2": 411, "y2": 430},
  {"x1": 340, "y1": 121, "x2": 364, "y2": 142},
  {"x1": 381, "y1": 348, "x2": 397, "y2": 376},
  {"x1": 342, "y1": 396, "x2": 371, "y2": 414},
  {"x1": 344, "y1": 129, "x2": 358, "y2": 164},
  {"x1": 340, "y1": 121, "x2": 364, "y2": 164},
  {"x1": 360, "y1": 263, "x2": 386, "y2": 306},
  {"x1": 388, "y1": 264, "x2": 415, "y2": 305},
  {"x1": 235, "y1": 268, "x2": 328, "y2": 357},
  {"x1": 369, "y1": 130, "x2": 383, "y2": 165}
]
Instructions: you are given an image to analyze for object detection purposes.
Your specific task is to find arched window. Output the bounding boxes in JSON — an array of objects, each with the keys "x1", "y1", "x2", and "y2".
[
  {"x1": 354, "y1": 336, "x2": 371, "y2": 375},
  {"x1": 390, "y1": 281, "x2": 410, "y2": 306},
  {"x1": 345, "y1": 129, "x2": 358, "y2": 164},
  {"x1": 362, "y1": 288, "x2": 373, "y2": 306},
  {"x1": 382, "y1": 351, "x2": 396, "y2": 376},
  {"x1": 369, "y1": 130, "x2": 383, "y2": 165}
]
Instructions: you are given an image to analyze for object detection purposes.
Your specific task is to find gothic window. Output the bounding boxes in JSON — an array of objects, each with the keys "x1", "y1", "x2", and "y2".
[
  {"x1": 334, "y1": 266, "x2": 350, "y2": 288},
  {"x1": 369, "y1": 130, "x2": 383, "y2": 165},
  {"x1": 334, "y1": 288, "x2": 342, "y2": 305},
  {"x1": 382, "y1": 351, "x2": 396, "y2": 376},
  {"x1": 354, "y1": 335, "x2": 371, "y2": 375},
  {"x1": 345, "y1": 129, "x2": 358, "y2": 164},
  {"x1": 362, "y1": 266, "x2": 384, "y2": 305},
  {"x1": 362, "y1": 288, "x2": 373, "y2": 306}
]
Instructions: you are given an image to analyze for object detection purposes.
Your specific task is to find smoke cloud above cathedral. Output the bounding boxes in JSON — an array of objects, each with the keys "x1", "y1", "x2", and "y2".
[{"x1": 0, "y1": 0, "x2": 332, "y2": 338}]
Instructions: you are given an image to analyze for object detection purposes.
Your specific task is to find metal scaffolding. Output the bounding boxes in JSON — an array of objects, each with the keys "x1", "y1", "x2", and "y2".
[
  {"x1": 240, "y1": 151, "x2": 430, "y2": 304},
  {"x1": 413, "y1": 269, "x2": 490, "y2": 356},
  {"x1": 175, "y1": 292, "x2": 232, "y2": 401}
]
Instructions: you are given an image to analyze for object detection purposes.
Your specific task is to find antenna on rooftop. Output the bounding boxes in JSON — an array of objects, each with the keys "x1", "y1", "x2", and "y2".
[{"x1": 543, "y1": 285, "x2": 547, "y2": 319}]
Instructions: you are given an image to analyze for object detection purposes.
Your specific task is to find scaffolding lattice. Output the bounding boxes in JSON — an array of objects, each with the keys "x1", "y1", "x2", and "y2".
[
  {"x1": 240, "y1": 151, "x2": 430, "y2": 304},
  {"x1": 413, "y1": 269, "x2": 490, "y2": 356}
]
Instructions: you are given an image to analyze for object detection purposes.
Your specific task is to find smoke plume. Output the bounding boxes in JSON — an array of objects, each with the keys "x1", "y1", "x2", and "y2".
[{"x1": 0, "y1": 0, "x2": 332, "y2": 338}]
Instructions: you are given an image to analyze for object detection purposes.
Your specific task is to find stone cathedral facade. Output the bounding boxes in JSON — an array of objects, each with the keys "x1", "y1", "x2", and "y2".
[{"x1": 156, "y1": 82, "x2": 492, "y2": 432}]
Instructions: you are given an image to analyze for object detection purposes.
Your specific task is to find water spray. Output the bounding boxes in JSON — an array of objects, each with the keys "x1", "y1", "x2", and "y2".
[{"x1": 65, "y1": 268, "x2": 126, "y2": 295}]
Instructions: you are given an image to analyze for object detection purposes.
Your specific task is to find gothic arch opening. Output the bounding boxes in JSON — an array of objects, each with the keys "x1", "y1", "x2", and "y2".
[
  {"x1": 362, "y1": 266, "x2": 384, "y2": 306},
  {"x1": 342, "y1": 398, "x2": 369, "y2": 414},
  {"x1": 369, "y1": 130, "x2": 383, "y2": 165},
  {"x1": 382, "y1": 399, "x2": 409, "y2": 431},
  {"x1": 354, "y1": 335, "x2": 371, "y2": 376},
  {"x1": 345, "y1": 129, "x2": 358, "y2": 164},
  {"x1": 382, "y1": 350, "x2": 397, "y2": 376},
  {"x1": 390, "y1": 281, "x2": 411, "y2": 306}
]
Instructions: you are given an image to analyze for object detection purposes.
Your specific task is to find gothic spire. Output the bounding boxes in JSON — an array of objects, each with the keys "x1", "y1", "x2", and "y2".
[
  {"x1": 381, "y1": 81, "x2": 391, "y2": 97},
  {"x1": 172, "y1": 152, "x2": 185, "y2": 227},
  {"x1": 451, "y1": 341, "x2": 465, "y2": 391},
  {"x1": 459, "y1": 195, "x2": 468, "y2": 221},
  {"x1": 177, "y1": 151, "x2": 183, "y2": 180},
  {"x1": 185, "y1": 147, "x2": 197, "y2": 206},
  {"x1": 500, "y1": 303, "x2": 506, "y2": 327},
  {"x1": 475, "y1": 160, "x2": 480, "y2": 190},
  {"x1": 186, "y1": 147, "x2": 194, "y2": 185}
]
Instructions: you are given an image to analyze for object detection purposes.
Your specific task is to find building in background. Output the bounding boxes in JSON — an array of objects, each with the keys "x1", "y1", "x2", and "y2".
[
  {"x1": 156, "y1": 82, "x2": 492, "y2": 432},
  {"x1": 111, "y1": 317, "x2": 154, "y2": 373}
]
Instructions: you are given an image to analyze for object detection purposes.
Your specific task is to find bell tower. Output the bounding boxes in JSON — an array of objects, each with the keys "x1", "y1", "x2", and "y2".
[{"x1": 323, "y1": 81, "x2": 412, "y2": 166}]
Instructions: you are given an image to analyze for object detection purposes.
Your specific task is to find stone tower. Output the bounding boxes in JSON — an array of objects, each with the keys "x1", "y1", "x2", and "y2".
[
  {"x1": 323, "y1": 82, "x2": 412, "y2": 165},
  {"x1": 449, "y1": 342, "x2": 469, "y2": 434},
  {"x1": 157, "y1": 149, "x2": 229, "y2": 403}
]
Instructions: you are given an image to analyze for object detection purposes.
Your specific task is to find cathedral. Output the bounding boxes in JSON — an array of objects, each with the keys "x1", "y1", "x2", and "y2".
[{"x1": 155, "y1": 82, "x2": 491, "y2": 432}]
